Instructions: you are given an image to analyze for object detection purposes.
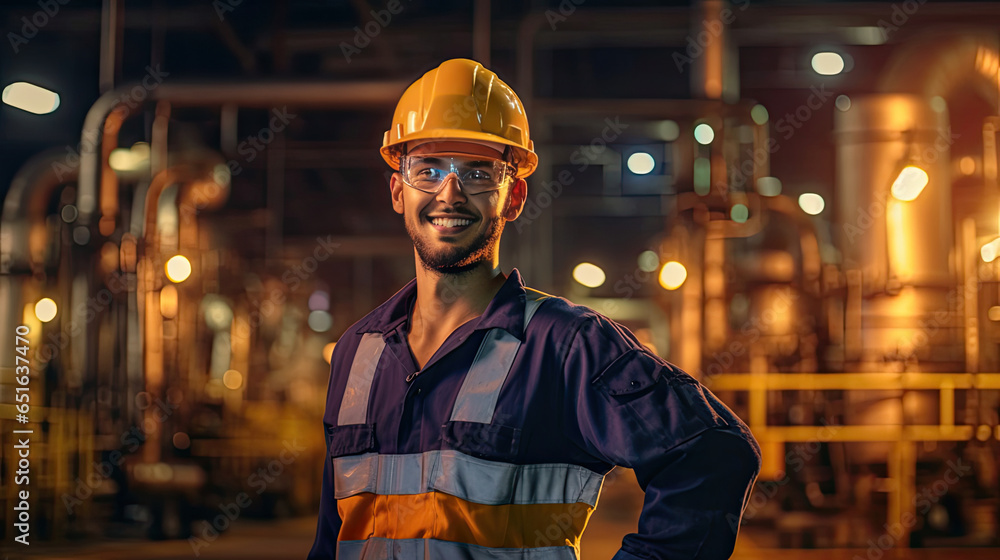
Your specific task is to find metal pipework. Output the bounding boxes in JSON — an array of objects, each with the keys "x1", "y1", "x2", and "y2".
[
  {"x1": 77, "y1": 79, "x2": 411, "y2": 228},
  {"x1": 99, "y1": 105, "x2": 128, "y2": 237},
  {"x1": 0, "y1": 150, "x2": 78, "y2": 405},
  {"x1": 134, "y1": 158, "x2": 227, "y2": 464},
  {"x1": 1, "y1": 149, "x2": 81, "y2": 275},
  {"x1": 878, "y1": 31, "x2": 1000, "y2": 111},
  {"x1": 141, "y1": 159, "x2": 228, "y2": 241},
  {"x1": 835, "y1": 95, "x2": 955, "y2": 364}
]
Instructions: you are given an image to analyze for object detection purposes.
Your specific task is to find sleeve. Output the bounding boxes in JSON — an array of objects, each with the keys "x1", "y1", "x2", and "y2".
[
  {"x1": 307, "y1": 364, "x2": 344, "y2": 559},
  {"x1": 561, "y1": 315, "x2": 762, "y2": 560}
]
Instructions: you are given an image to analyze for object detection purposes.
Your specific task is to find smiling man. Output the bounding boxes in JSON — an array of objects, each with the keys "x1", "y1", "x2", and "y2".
[{"x1": 308, "y1": 58, "x2": 761, "y2": 560}]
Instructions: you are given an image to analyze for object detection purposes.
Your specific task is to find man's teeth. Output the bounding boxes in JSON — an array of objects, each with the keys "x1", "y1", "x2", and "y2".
[{"x1": 431, "y1": 218, "x2": 472, "y2": 228}]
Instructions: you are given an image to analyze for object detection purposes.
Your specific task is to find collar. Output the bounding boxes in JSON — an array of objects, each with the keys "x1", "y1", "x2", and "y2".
[{"x1": 354, "y1": 268, "x2": 530, "y2": 341}]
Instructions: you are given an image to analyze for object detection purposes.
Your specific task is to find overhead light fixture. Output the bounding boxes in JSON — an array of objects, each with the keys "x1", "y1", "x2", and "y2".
[
  {"x1": 659, "y1": 261, "x2": 687, "y2": 290},
  {"x1": 627, "y1": 152, "x2": 655, "y2": 175},
  {"x1": 34, "y1": 298, "x2": 58, "y2": 322},
  {"x1": 835, "y1": 95, "x2": 852, "y2": 112},
  {"x1": 756, "y1": 177, "x2": 782, "y2": 197},
  {"x1": 981, "y1": 238, "x2": 1000, "y2": 263},
  {"x1": 165, "y1": 255, "x2": 192, "y2": 283},
  {"x1": 798, "y1": 193, "x2": 825, "y2": 215},
  {"x1": 2, "y1": 82, "x2": 60, "y2": 114},
  {"x1": 308, "y1": 310, "x2": 333, "y2": 332},
  {"x1": 811, "y1": 52, "x2": 845, "y2": 76},
  {"x1": 573, "y1": 263, "x2": 606, "y2": 288},
  {"x1": 637, "y1": 251, "x2": 659, "y2": 273},
  {"x1": 109, "y1": 142, "x2": 151, "y2": 173},
  {"x1": 656, "y1": 120, "x2": 680, "y2": 142},
  {"x1": 890, "y1": 130, "x2": 929, "y2": 202},
  {"x1": 323, "y1": 342, "x2": 337, "y2": 364},
  {"x1": 731, "y1": 204, "x2": 749, "y2": 223},
  {"x1": 694, "y1": 123, "x2": 715, "y2": 145},
  {"x1": 223, "y1": 369, "x2": 243, "y2": 390},
  {"x1": 891, "y1": 166, "x2": 929, "y2": 201}
]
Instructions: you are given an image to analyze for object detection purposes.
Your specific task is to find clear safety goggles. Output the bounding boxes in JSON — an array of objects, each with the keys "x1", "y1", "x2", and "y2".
[{"x1": 399, "y1": 153, "x2": 514, "y2": 194}]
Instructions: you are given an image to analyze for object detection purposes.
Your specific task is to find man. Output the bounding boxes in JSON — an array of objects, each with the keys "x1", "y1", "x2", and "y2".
[{"x1": 309, "y1": 58, "x2": 761, "y2": 560}]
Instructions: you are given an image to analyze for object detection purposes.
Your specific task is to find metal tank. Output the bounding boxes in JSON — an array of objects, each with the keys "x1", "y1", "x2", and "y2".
[{"x1": 835, "y1": 95, "x2": 958, "y2": 464}]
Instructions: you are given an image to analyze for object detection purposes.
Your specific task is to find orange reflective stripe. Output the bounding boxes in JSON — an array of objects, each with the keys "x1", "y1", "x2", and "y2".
[
  {"x1": 337, "y1": 492, "x2": 594, "y2": 549},
  {"x1": 337, "y1": 492, "x2": 375, "y2": 539}
]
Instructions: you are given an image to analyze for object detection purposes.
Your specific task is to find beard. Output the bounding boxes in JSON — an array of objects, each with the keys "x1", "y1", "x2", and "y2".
[{"x1": 406, "y1": 212, "x2": 506, "y2": 274}]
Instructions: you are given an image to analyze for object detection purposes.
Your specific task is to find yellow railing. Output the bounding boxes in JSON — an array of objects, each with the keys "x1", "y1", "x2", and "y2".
[{"x1": 705, "y1": 372, "x2": 1000, "y2": 547}]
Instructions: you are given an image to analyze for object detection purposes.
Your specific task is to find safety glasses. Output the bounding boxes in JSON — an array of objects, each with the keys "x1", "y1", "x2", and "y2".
[{"x1": 399, "y1": 153, "x2": 514, "y2": 194}]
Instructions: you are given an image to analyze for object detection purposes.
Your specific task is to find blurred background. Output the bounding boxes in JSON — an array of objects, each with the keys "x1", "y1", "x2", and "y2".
[{"x1": 1, "y1": 0, "x2": 1000, "y2": 558}]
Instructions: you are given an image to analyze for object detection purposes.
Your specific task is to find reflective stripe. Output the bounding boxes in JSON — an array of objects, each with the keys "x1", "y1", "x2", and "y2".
[
  {"x1": 337, "y1": 493, "x2": 593, "y2": 549},
  {"x1": 451, "y1": 292, "x2": 548, "y2": 424},
  {"x1": 338, "y1": 333, "x2": 386, "y2": 425},
  {"x1": 333, "y1": 449, "x2": 604, "y2": 507},
  {"x1": 449, "y1": 328, "x2": 520, "y2": 423},
  {"x1": 337, "y1": 537, "x2": 578, "y2": 560},
  {"x1": 523, "y1": 289, "x2": 548, "y2": 331}
]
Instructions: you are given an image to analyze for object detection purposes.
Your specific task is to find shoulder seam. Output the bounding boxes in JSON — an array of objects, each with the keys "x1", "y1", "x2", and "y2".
[{"x1": 558, "y1": 313, "x2": 592, "y2": 366}]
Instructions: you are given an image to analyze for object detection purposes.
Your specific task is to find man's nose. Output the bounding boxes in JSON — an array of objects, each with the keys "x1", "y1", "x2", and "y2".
[{"x1": 435, "y1": 173, "x2": 468, "y2": 204}]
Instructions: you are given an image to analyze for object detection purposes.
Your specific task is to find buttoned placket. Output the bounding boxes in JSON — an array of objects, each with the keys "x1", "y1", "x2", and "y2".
[{"x1": 382, "y1": 323, "x2": 476, "y2": 452}]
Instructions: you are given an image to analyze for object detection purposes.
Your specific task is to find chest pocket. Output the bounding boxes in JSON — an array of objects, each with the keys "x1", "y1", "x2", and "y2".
[
  {"x1": 440, "y1": 420, "x2": 520, "y2": 461},
  {"x1": 327, "y1": 423, "x2": 377, "y2": 458}
]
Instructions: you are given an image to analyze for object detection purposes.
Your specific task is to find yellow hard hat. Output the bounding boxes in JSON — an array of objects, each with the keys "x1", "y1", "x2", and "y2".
[{"x1": 381, "y1": 58, "x2": 538, "y2": 178}]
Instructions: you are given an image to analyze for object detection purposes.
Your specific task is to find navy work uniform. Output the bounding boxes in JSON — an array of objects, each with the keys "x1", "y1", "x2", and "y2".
[{"x1": 309, "y1": 269, "x2": 761, "y2": 559}]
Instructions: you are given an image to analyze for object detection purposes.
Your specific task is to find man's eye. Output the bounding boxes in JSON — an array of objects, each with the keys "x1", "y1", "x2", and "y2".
[
  {"x1": 415, "y1": 168, "x2": 441, "y2": 179},
  {"x1": 465, "y1": 169, "x2": 493, "y2": 181}
]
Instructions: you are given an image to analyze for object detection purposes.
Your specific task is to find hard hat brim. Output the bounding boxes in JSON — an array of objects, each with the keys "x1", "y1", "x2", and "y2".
[{"x1": 382, "y1": 128, "x2": 537, "y2": 178}]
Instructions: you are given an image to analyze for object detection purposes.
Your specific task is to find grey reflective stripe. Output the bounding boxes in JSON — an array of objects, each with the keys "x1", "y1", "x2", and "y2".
[
  {"x1": 337, "y1": 537, "x2": 579, "y2": 560},
  {"x1": 333, "y1": 449, "x2": 604, "y2": 507},
  {"x1": 449, "y1": 328, "x2": 520, "y2": 423},
  {"x1": 450, "y1": 292, "x2": 548, "y2": 424},
  {"x1": 337, "y1": 333, "x2": 386, "y2": 425},
  {"x1": 523, "y1": 289, "x2": 547, "y2": 331}
]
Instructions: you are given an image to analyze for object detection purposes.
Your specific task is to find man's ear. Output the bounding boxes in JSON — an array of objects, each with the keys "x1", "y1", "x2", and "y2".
[
  {"x1": 502, "y1": 177, "x2": 528, "y2": 221},
  {"x1": 389, "y1": 172, "x2": 405, "y2": 215}
]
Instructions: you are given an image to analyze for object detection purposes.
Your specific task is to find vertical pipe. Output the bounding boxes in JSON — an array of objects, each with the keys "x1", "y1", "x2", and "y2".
[
  {"x1": 100, "y1": 106, "x2": 128, "y2": 237},
  {"x1": 266, "y1": 134, "x2": 286, "y2": 260},
  {"x1": 887, "y1": 441, "x2": 902, "y2": 544},
  {"x1": 99, "y1": 0, "x2": 123, "y2": 93},
  {"x1": 677, "y1": 227, "x2": 703, "y2": 375},
  {"x1": 941, "y1": 378, "x2": 955, "y2": 427},
  {"x1": 963, "y1": 218, "x2": 980, "y2": 374},
  {"x1": 473, "y1": 0, "x2": 491, "y2": 68},
  {"x1": 151, "y1": 102, "x2": 171, "y2": 178},
  {"x1": 691, "y1": 0, "x2": 731, "y2": 101}
]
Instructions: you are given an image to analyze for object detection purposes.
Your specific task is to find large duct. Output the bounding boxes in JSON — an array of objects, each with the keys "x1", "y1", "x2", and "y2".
[{"x1": 878, "y1": 32, "x2": 1000, "y2": 111}]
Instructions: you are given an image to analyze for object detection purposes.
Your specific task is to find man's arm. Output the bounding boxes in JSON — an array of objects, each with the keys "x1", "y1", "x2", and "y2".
[{"x1": 561, "y1": 314, "x2": 761, "y2": 559}]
